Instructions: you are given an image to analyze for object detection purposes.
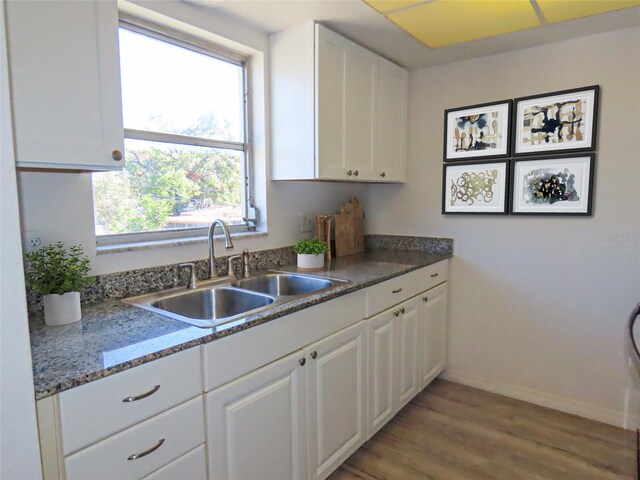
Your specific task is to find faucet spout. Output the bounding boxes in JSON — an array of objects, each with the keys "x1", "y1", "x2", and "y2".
[{"x1": 208, "y1": 219, "x2": 234, "y2": 278}]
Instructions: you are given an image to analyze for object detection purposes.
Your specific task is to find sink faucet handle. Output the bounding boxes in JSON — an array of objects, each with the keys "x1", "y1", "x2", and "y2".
[
  {"x1": 227, "y1": 255, "x2": 243, "y2": 277},
  {"x1": 242, "y1": 249, "x2": 250, "y2": 278},
  {"x1": 179, "y1": 263, "x2": 197, "y2": 289}
]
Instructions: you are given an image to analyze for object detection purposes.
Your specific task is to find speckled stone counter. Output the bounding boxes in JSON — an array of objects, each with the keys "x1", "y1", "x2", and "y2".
[{"x1": 29, "y1": 249, "x2": 452, "y2": 400}]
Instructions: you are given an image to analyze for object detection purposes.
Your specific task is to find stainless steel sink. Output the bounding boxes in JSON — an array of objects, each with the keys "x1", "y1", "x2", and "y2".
[
  {"x1": 232, "y1": 272, "x2": 336, "y2": 296},
  {"x1": 125, "y1": 271, "x2": 349, "y2": 329},
  {"x1": 125, "y1": 285, "x2": 275, "y2": 328}
]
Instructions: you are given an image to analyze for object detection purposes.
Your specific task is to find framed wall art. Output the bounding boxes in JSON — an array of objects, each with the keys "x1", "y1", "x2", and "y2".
[
  {"x1": 512, "y1": 85, "x2": 599, "y2": 156},
  {"x1": 510, "y1": 154, "x2": 595, "y2": 215},
  {"x1": 442, "y1": 160, "x2": 509, "y2": 215},
  {"x1": 443, "y1": 100, "x2": 512, "y2": 162}
]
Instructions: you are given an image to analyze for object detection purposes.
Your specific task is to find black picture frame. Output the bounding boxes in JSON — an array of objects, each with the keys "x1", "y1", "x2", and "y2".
[
  {"x1": 442, "y1": 159, "x2": 510, "y2": 215},
  {"x1": 509, "y1": 153, "x2": 596, "y2": 216},
  {"x1": 443, "y1": 100, "x2": 512, "y2": 162},
  {"x1": 512, "y1": 85, "x2": 599, "y2": 157}
]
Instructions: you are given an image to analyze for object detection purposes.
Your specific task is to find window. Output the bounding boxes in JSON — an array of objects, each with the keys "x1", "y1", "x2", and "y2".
[{"x1": 93, "y1": 20, "x2": 252, "y2": 242}]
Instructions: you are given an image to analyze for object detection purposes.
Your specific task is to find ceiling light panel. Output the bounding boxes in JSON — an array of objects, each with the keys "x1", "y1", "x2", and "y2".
[
  {"x1": 386, "y1": 0, "x2": 541, "y2": 48},
  {"x1": 365, "y1": 0, "x2": 427, "y2": 13},
  {"x1": 536, "y1": 0, "x2": 640, "y2": 24}
]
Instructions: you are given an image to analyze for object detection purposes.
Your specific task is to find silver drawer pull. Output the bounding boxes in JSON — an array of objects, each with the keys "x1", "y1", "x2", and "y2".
[
  {"x1": 392, "y1": 288, "x2": 403, "y2": 294},
  {"x1": 127, "y1": 438, "x2": 165, "y2": 461},
  {"x1": 430, "y1": 273, "x2": 439, "y2": 278},
  {"x1": 122, "y1": 384, "x2": 160, "y2": 403}
]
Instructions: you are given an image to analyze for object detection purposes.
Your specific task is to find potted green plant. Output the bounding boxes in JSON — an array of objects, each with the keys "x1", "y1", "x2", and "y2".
[
  {"x1": 24, "y1": 242, "x2": 95, "y2": 326},
  {"x1": 294, "y1": 237, "x2": 329, "y2": 270}
]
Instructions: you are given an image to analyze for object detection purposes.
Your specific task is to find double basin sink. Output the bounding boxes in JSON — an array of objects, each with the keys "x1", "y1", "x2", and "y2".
[{"x1": 125, "y1": 271, "x2": 348, "y2": 328}]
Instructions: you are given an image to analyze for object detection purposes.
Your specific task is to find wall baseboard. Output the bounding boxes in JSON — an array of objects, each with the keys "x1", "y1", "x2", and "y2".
[{"x1": 441, "y1": 369, "x2": 637, "y2": 430}]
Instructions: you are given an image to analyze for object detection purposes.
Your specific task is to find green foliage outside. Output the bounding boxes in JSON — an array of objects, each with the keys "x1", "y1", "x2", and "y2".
[
  {"x1": 93, "y1": 113, "x2": 242, "y2": 234},
  {"x1": 294, "y1": 237, "x2": 329, "y2": 256},
  {"x1": 24, "y1": 242, "x2": 95, "y2": 295}
]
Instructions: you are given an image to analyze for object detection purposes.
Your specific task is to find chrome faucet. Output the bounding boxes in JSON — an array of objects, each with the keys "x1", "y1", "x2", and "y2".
[{"x1": 208, "y1": 219, "x2": 234, "y2": 278}]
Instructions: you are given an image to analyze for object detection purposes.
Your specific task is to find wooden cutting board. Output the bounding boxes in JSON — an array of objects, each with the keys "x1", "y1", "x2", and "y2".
[{"x1": 335, "y1": 197, "x2": 364, "y2": 257}]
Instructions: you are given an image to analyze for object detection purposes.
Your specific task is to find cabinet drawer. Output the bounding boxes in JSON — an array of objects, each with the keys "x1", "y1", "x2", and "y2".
[
  {"x1": 144, "y1": 445, "x2": 206, "y2": 480},
  {"x1": 65, "y1": 397, "x2": 204, "y2": 480},
  {"x1": 365, "y1": 260, "x2": 448, "y2": 317},
  {"x1": 59, "y1": 346, "x2": 202, "y2": 454}
]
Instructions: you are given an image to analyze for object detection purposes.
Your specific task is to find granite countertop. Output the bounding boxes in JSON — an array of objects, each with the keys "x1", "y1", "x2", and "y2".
[{"x1": 29, "y1": 249, "x2": 451, "y2": 400}]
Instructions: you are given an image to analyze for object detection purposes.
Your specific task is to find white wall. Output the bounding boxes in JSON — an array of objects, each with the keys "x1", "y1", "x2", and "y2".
[
  {"x1": 365, "y1": 27, "x2": 640, "y2": 427},
  {"x1": 16, "y1": 0, "x2": 365, "y2": 275},
  {"x1": 0, "y1": 1, "x2": 43, "y2": 477}
]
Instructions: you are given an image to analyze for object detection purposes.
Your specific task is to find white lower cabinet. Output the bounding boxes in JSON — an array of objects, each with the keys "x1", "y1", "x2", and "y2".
[
  {"x1": 418, "y1": 283, "x2": 449, "y2": 389},
  {"x1": 205, "y1": 320, "x2": 367, "y2": 480},
  {"x1": 396, "y1": 298, "x2": 420, "y2": 410},
  {"x1": 366, "y1": 281, "x2": 449, "y2": 437},
  {"x1": 367, "y1": 310, "x2": 396, "y2": 437},
  {"x1": 38, "y1": 263, "x2": 449, "y2": 480},
  {"x1": 206, "y1": 350, "x2": 308, "y2": 480},
  {"x1": 305, "y1": 321, "x2": 367, "y2": 480}
]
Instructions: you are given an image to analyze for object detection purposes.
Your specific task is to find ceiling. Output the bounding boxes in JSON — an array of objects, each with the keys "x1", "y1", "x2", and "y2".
[
  {"x1": 189, "y1": 0, "x2": 640, "y2": 69},
  {"x1": 364, "y1": 0, "x2": 640, "y2": 48}
]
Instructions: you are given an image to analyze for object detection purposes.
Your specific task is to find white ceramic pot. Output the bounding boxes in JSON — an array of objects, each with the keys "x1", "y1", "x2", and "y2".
[
  {"x1": 43, "y1": 291, "x2": 81, "y2": 326},
  {"x1": 297, "y1": 253, "x2": 324, "y2": 270}
]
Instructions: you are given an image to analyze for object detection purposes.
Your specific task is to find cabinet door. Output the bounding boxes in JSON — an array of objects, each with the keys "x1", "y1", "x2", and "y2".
[
  {"x1": 306, "y1": 320, "x2": 366, "y2": 480},
  {"x1": 343, "y1": 42, "x2": 378, "y2": 181},
  {"x1": 376, "y1": 58, "x2": 408, "y2": 182},
  {"x1": 396, "y1": 298, "x2": 420, "y2": 410},
  {"x1": 367, "y1": 309, "x2": 395, "y2": 438},
  {"x1": 315, "y1": 25, "x2": 348, "y2": 180},
  {"x1": 418, "y1": 283, "x2": 449, "y2": 389},
  {"x1": 6, "y1": 0, "x2": 124, "y2": 171},
  {"x1": 206, "y1": 350, "x2": 307, "y2": 480}
]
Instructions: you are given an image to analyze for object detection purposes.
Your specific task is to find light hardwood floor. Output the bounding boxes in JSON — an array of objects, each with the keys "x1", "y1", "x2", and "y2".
[{"x1": 329, "y1": 379, "x2": 636, "y2": 480}]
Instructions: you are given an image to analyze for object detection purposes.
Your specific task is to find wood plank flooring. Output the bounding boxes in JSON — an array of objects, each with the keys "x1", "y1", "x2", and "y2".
[{"x1": 329, "y1": 379, "x2": 636, "y2": 480}]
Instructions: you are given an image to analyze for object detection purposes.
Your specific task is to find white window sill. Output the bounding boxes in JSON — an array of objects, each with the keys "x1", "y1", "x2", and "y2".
[{"x1": 96, "y1": 231, "x2": 268, "y2": 255}]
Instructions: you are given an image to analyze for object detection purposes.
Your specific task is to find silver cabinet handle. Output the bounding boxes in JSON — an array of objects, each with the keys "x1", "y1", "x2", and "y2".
[
  {"x1": 430, "y1": 273, "x2": 439, "y2": 278},
  {"x1": 392, "y1": 288, "x2": 403, "y2": 294},
  {"x1": 127, "y1": 438, "x2": 165, "y2": 461},
  {"x1": 112, "y1": 150, "x2": 123, "y2": 161},
  {"x1": 310, "y1": 351, "x2": 318, "y2": 359},
  {"x1": 353, "y1": 170, "x2": 359, "y2": 176},
  {"x1": 346, "y1": 170, "x2": 353, "y2": 176},
  {"x1": 122, "y1": 384, "x2": 160, "y2": 403},
  {"x1": 380, "y1": 172, "x2": 386, "y2": 178}
]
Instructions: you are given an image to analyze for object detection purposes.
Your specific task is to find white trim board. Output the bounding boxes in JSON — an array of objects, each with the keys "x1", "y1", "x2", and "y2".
[{"x1": 441, "y1": 369, "x2": 637, "y2": 431}]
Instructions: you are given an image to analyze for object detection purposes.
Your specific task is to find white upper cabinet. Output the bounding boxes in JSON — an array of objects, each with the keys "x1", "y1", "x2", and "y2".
[
  {"x1": 5, "y1": 0, "x2": 124, "y2": 171},
  {"x1": 271, "y1": 23, "x2": 408, "y2": 182},
  {"x1": 377, "y1": 58, "x2": 408, "y2": 182}
]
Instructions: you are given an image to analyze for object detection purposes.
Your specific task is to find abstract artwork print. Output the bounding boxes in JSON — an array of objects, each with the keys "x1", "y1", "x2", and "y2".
[
  {"x1": 514, "y1": 86, "x2": 598, "y2": 155},
  {"x1": 444, "y1": 101, "x2": 511, "y2": 161},
  {"x1": 510, "y1": 154, "x2": 594, "y2": 215},
  {"x1": 442, "y1": 161, "x2": 508, "y2": 214}
]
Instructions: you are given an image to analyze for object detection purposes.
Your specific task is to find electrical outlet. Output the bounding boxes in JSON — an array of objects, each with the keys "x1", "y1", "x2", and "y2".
[
  {"x1": 24, "y1": 231, "x2": 42, "y2": 252},
  {"x1": 298, "y1": 212, "x2": 314, "y2": 233}
]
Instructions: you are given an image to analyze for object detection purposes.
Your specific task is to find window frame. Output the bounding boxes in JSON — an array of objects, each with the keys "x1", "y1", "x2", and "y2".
[{"x1": 95, "y1": 14, "x2": 254, "y2": 247}]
